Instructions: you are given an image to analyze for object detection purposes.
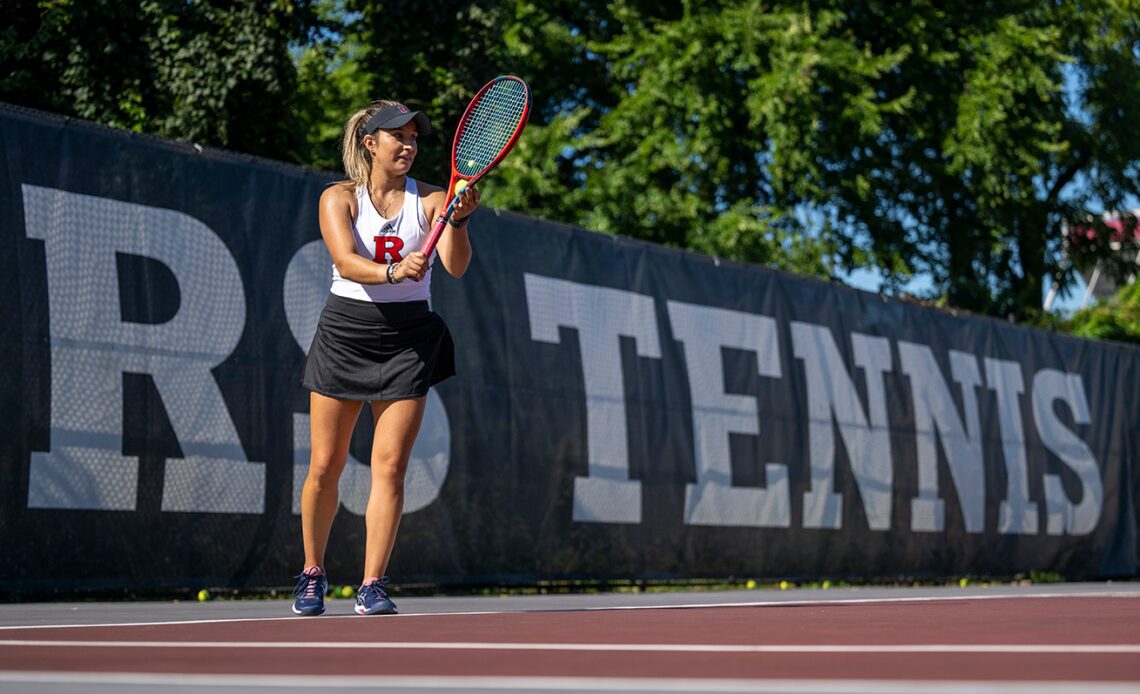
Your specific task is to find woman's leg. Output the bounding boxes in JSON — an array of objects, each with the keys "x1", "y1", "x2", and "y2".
[
  {"x1": 301, "y1": 391, "x2": 364, "y2": 570},
  {"x1": 362, "y1": 395, "x2": 427, "y2": 582}
]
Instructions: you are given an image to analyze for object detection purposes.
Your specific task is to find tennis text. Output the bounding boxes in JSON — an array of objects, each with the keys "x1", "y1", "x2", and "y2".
[{"x1": 524, "y1": 273, "x2": 1101, "y2": 535}]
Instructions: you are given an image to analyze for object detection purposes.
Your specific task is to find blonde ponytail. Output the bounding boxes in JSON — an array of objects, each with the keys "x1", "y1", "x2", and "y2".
[{"x1": 340, "y1": 100, "x2": 400, "y2": 187}]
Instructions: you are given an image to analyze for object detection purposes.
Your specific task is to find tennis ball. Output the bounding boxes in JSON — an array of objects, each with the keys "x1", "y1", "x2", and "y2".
[
  {"x1": 197, "y1": 589, "x2": 210, "y2": 602},
  {"x1": 958, "y1": 577, "x2": 969, "y2": 587},
  {"x1": 745, "y1": 579, "x2": 757, "y2": 590},
  {"x1": 453, "y1": 179, "x2": 468, "y2": 194},
  {"x1": 778, "y1": 580, "x2": 789, "y2": 590},
  {"x1": 340, "y1": 585, "x2": 354, "y2": 599},
  {"x1": 822, "y1": 580, "x2": 831, "y2": 589}
]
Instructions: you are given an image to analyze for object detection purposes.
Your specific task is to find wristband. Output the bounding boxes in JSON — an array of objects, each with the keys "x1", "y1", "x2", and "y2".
[
  {"x1": 447, "y1": 215, "x2": 469, "y2": 228},
  {"x1": 387, "y1": 262, "x2": 402, "y2": 284}
]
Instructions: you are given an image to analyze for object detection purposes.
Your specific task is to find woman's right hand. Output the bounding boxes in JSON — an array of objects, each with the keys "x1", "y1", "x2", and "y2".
[{"x1": 396, "y1": 251, "x2": 429, "y2": 282}]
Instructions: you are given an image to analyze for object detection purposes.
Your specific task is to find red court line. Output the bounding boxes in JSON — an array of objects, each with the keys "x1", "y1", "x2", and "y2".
[
  {"x1": 1, "y1": 646, "x2": 1137, "y2": 682},
  {"x1": 0, "y1": 596, "x2": 1136, "y2": 683}
]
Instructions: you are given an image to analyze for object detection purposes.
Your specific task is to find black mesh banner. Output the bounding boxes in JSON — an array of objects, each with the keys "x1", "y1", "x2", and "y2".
[{"x1": 2, "y1": 103, "x2": 1137, "y2": 594}]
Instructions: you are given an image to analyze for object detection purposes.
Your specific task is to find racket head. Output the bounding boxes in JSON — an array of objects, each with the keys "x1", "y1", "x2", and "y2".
[{"x1": 448, "y1": 75, "x2": 532, "y2": 196}]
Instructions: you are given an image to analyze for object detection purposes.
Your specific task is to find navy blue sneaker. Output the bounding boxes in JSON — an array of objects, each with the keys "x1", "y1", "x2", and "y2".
[
  {"x1": 291, "y1": 567, "x2": 328, "y2": 616},
  {"x1": 355, "y1": 577, "x2": 398, "y2": 615}
]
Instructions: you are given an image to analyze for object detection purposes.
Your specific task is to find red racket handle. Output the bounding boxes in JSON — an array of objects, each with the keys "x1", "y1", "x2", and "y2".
[{"x1": 421, "y1": 191, "x2": 462, "y2": 258}]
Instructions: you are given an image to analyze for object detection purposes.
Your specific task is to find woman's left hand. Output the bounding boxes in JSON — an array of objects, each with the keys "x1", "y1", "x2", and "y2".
[{"x1": 452, "y1": 184, "x2": 480, "y2": 223}]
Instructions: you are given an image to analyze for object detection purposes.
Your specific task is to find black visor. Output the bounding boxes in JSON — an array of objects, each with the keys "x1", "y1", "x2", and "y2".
[{"x1": 363, "y1": 104, "x2": 432, "y2": 136}]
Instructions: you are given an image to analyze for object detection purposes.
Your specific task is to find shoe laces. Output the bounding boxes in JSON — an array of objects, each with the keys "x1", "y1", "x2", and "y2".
[
  {"x1": 360, "y1": 576, "x2": 391, "y2": 600},
  {"x1": 293, "y1": 568, "x2": 324, "y2": 600}
]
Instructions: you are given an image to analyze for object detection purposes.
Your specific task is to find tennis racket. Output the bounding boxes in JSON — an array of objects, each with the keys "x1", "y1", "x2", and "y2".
[{"x1": 420, "y1": 75, "x2": 532, "y2": 258}]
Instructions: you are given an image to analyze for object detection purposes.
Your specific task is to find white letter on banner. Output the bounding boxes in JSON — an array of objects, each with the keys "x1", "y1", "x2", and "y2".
[
  {"x1": 791, "y1": 323, "x2": 893, "y2": 530},
  {"x1": 1032, "y1": 369, "x2": 1102, "y2": 536},
  {"x1": 667, "y1": 301, "x2": 789, "y2": 528},
  {"x1": 283, "y1": 240, "x2": 450, "y2": 515},
  {"x1": 898, "y1": 342, "x2": 985, "y2": 533},
  {"x1": 22, "y1": 185, "x2": 264, "y2": 513},
  {"x1": 985, "y1": 358, "x2": 1038, "y2": 534},
  {"x1": 524, "y1": 274, "x2": 660, "y2": 524}
]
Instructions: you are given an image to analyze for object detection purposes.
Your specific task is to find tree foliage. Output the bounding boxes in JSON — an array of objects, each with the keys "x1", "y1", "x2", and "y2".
[
  {"x1": 1, "y1": 0, "x2": 320, "y2": 158},
  {"x1": 3, "y1": 0, "x2": 1139, "y2": 320},
  {"x1": 1065, "y1": 280, "x2": 1140, "y2": 345},
  {"x1": 509, "y1": 0, "x2": 1140, "y2": 316}
]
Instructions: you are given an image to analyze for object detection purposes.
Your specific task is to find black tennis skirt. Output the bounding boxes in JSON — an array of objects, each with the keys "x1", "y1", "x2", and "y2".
[{"x1": 302, "y1": 294, "x2": 455, "y2": 401}]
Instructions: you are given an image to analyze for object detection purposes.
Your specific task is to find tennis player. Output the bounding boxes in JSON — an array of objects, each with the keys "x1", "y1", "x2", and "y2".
[{"x1": 292, "y1": 100, "x2": 478, "y2": 616}]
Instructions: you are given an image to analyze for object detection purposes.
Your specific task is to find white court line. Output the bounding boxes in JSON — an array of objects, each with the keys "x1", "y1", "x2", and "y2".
[
  {"x1": 0, "y1": 590, "x2": 1137, "y2": 632},
  {"x1": 0, "y1": 672, "x2": 1138, "y2": 693},
  {"x1": 2, "y1": 639, "x2": 1139, "y2": 653}
]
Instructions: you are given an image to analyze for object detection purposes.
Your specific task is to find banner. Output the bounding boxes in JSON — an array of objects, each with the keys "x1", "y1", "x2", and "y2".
[{"x1": 2, "y1": 102, "x2": 1137, "y2": 594}]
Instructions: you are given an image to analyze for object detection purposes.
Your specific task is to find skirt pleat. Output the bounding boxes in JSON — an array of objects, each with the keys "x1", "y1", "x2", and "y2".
[{"x1": 302, "y1": 294, "x2": 455, "y2": 401}]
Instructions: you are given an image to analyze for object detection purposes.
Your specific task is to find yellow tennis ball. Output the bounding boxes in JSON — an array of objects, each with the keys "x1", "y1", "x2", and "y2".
[
  {"x1": 745, "y1": 579, "x2": 757, "y2": 589},
  {"x1": 779, "y1": 580, "x2": 789, "y2": 590},
  {"x1": 453, "y1": 179, "x2": 468, "y2": 194},
  {"x1": 197, "y1": 589, "x2": 210, "y2": 602},
  {"x1": 340, "y1": 585, "x2": 354, "y2": 599}
]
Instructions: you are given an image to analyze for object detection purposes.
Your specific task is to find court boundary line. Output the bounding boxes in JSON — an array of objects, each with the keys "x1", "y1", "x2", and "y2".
[
  {"x1": 1, "y1": 590, "x2": 1137, "y2": 632},
  {"x1": 2, "y1": 639, "x2": 1139, "y2": 653},
  {"x1": 0, "y1": 671, "x2": 1138, "y2": 693}
]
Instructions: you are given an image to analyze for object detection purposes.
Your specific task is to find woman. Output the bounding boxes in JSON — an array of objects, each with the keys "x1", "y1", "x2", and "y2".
[{"x1": 292, "y1": 100, "x2": 477, "y2": 616}]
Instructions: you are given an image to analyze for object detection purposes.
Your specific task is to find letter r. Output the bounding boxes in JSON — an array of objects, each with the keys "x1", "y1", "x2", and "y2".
[{"x1": 376, "y1": 237, "x2": 404, "y2": 263}]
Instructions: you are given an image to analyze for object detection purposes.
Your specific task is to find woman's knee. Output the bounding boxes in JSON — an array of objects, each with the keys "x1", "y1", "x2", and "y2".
[
  {"x1": 306, "y1": 455, "x2": 346, "y2": 487},
  {"x1": 370, "y1": 452, "x2": 408, "y2": 485}
]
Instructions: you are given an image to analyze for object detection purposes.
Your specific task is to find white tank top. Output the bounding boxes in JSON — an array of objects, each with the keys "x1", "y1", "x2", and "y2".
[{"x1": 329, "y1": 178, "x2": 433, "y2": 302}]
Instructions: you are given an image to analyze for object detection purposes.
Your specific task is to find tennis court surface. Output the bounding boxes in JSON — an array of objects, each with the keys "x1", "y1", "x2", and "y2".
[{"x1": 1, "y1": 582, "x2": 1138, "y2": 693}]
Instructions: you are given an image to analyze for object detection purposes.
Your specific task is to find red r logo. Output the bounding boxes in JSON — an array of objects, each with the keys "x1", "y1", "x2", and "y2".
[{"x1": 375, "y1": 236, "x2": 405, "y2": 263}]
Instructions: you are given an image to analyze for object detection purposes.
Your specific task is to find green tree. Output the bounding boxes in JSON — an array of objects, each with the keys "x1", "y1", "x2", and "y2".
[
  {"x1": 290, "y1": 1, "x2": 373, "y2": 173},
  {"x1": 798, "y1": 0, "x2": 1140, "y2": 318},
  {"x1": 553, "y1": 2, "x2": 903, "y2": 276},
  {"x1": 7, "y1": 0, "x2": 1137, "y2": 322},
  {"x1": 1, "y1": 0, "x2": 320, "y2": 158},
  {"x1": 293, "y1": 0, "x2": 671, "y2": 211},
  {"x1": 366, "y1": 0, "x2": 1134, "y2": 316},
  {"x1": 311, "y1": 0, "x2": 1140, "y2": 302},
  {"x1": 303, "y1": 0, "x2": 638, "y2": 188},
  {"x1": 1066, "y1": 280, "x2": 1140, "y2": 345},
  {"x1": 528, "y1": 0, "x2": 1140, "y2": 315}
]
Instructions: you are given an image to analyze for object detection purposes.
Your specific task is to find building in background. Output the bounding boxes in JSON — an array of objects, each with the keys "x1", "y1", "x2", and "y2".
[{"x1": 1045, "y1": 211, "x2": 1140, "y2": 311}]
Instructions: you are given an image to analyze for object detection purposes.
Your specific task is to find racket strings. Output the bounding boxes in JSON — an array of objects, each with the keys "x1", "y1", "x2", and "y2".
[{"x1": 455, "y1": 80, "x2": 529, "y2": 177}]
